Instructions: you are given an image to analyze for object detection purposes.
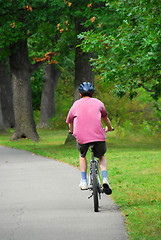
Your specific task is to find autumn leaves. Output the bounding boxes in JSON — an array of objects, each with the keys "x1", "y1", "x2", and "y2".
[{"x1": 33, "y1": 52, "x2": 58, "y2": 65}]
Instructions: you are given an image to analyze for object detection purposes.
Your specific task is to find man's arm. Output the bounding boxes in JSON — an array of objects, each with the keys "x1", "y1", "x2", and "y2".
[
  {"x1": 68, "y1": 122, "x2": 73, "y2": 133},
  {"x1": 102, "y1": 117, "x2": 113, "y2": 132}
]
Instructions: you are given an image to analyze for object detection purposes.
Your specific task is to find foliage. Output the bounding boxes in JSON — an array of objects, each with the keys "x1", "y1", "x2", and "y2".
[
  {"x1": 48, "y1": 76, "x2": 74, "y2": 129},
  {"x1": 31, "y1": 68, "x2": 44, "y2": 110},
  {"x1": 50, "y1": 74, "x2": 161, "y2": 134},
  {"x1": 0, "y1": 0, "x2": 65, "y2": 59},
  {"x1": 78, "y1": 0, "x2": 161, "y2": 109}
]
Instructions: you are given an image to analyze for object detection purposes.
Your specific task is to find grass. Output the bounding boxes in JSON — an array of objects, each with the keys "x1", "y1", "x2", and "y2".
[{"x1": 0, "y1": 129, "x2": 161, "y2": 239}]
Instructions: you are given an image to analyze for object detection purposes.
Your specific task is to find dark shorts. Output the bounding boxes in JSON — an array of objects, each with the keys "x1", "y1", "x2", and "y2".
[{"x1": 77, "y1": 141, "x2": 106, "y2": 158}]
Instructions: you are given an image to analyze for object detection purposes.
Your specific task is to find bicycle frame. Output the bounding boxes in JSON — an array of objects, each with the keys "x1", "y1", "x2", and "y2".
[{"x1": 88, "y1": 146, "x2": 103, "y2": 211}]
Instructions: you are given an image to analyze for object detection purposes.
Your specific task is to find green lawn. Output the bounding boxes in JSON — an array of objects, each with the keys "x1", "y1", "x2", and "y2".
[{"x1": 0, "y1": 129, "x2": 161, "y2": 239}]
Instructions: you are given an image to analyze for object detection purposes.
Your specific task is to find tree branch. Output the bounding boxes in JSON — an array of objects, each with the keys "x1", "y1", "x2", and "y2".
[
  {"x1": 30, "y1": 53, "x2": 54, "y2": 73},
  {"x1": 140, "y1": 83, "x2": 155, "y2": 93},
  {"x1": 31, "y1": 61, "x2": 44, "y2": 73},
  {"x1": 154, "y1": 102, "x2": 161, "y2": 112}
]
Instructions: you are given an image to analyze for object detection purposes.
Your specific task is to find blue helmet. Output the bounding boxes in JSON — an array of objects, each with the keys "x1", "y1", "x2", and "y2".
[{"x1": 79, "y1": 82, "x2": 95, "y2": 95}]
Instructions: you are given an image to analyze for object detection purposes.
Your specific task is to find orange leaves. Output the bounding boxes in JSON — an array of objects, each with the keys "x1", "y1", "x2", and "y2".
[
  {"x1": 57, "y1": 25, "x2": 64, "y2": 33},
  {"x1": 90, "y1": 17, "x2": 96, "y2": 23},
  {"x1": 57, "y1": 21, "x2": 69, "y2": 33},
  {"x1": 49, "y1": 60, "x2": 58, "y2": 65},
  {"x1": 57, "y1": 23, "x2": 60, "y2": 30},
  {"x1": 33, "y1": 57, "x2": 44, "y2": 62},
  {"x1": 68, "y1": 2, "x2": 72, "y2": 7},
  {"x1": 54, "y1": 52, "x2": 58, "y2": 56},
  {"x1": 87, "y1": 3, "x2": 92, "y2": 8},
  {"x1": 10, "y1": 22, "x2": 15, "y2": 28},
  {"x1": 98, "y1": 23, "x2": 102, "y2": 28},
  {"x1": 45, "y1": 52, "x2": 53, "y2": 58},
  {"x1": 60, "y1": 29, "x2": 64, "y2": 33},
  {"x1": 64, "y1": 1, "x2": 72, "y2": 7},
  {"x1": 24, "y1": 5, "x2": 32, "y2": 12},
  {"x1": 33, "y1": 52, "x2": 58, "y2": 65}
]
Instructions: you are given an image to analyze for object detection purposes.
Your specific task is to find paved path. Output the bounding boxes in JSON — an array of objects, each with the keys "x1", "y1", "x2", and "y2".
[{"x1": 0, "y1": 145, "x2": 128, "y2": 240}]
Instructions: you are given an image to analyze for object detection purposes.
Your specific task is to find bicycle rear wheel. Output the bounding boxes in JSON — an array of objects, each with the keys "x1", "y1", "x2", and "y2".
[{"x1": 92, "y1": 162, "x2": 99, "y2": 212}]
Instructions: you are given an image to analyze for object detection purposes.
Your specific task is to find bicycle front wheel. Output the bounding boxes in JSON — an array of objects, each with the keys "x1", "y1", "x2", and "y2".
[{"x1": 92, "y1": 162, "x2": 99, "y2": 212}]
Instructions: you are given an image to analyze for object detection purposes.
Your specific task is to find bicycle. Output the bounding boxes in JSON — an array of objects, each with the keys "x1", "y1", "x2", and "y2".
[
  {"x1": 88, "y1": 145, "x2": 104, "y2": 212},
  {"x1": 88, "y1": 129, "x2": 114, "y2": 212},
  {"x1": 69, "y1": 129, "x2": 113, "y2": 212}
]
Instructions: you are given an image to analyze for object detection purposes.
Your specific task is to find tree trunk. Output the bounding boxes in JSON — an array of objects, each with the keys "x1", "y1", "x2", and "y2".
[
  {"x1": 37, "y1": 64, "x2": 61, "y2": 129},
  {"x1": 73, "y1": 46, "x2": 94, "y2": 101},
  {"x1": 73, "y1": 20, "x2": 94, "y2": 102},
  {"x1": 65, "y1": 21, "x2": 94, "y2": 144},
  {"x1": 0, "y1": 60, "x2": 15, "y2": 128},
  {"x1": 9, "y1": 39, "x2": 39, "y2": 141},
  {"x1": 0, "y1": 96, "x2": 4, "y2": 129}
]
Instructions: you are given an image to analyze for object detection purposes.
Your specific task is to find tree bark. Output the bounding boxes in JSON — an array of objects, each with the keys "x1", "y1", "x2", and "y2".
[
  {"x1": 0, "y1": 96, "x2": 4, "y2": 129},
  {"x1": 37, "y1": 64, "x2": 61, "y2": 129},
  {"x1": 65, "y1": 21, "x2": 94, "y2": 144},
  {"x1": 73, "y1": 46, "x2": 94, "y2": 101},
  {"x1": 73, "y1": 20, "x2": 94, "y2": 102},
  {"x1": 0, "y1": 60, "x2": 15, "y2": 128},
  {"x1": 9, "y1": 39, "x2": 39, "y2": 141}
]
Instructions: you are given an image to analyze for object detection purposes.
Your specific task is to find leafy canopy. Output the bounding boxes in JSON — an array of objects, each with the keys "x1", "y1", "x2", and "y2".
[
  {"x1": 0, "y1": 0, "x2": 65, "y2": 58},
  {"x1": 78, "y1": 0, "x2": 161, "y2": 105}
]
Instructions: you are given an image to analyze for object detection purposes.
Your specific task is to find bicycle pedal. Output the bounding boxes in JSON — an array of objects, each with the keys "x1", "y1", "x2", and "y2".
[{"x1": 88, "y1": 193, "x2": 93, "y2": 199}]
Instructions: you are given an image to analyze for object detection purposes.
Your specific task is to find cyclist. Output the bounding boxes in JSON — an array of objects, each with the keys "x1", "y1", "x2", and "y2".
[{"x1": 66, "y1": 82, "x2": 113, "y2": 195}]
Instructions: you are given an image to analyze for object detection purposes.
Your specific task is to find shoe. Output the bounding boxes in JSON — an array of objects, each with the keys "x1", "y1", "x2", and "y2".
[
  {"x1": 102, "y1": 178, "x2": 112, "y2": 195},
  {"x1": 79, "y1": 179, "x2": 88, "y2": 190}
]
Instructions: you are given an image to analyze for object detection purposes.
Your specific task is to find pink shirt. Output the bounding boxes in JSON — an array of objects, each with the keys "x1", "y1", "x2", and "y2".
[{"x1": 66, "y1": 97, "x2": 108, "y2": 144}]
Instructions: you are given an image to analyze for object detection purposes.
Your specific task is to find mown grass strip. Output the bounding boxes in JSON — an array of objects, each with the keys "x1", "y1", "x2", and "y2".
[{"x1": 0, "y1": 129, "x2": 160, "y2": 239}]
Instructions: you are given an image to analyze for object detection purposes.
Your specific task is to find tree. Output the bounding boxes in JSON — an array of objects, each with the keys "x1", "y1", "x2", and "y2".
[
  {"x1": 74, "y1": 20, "x2": 94, "y2": 101},
  {"x1": 37, "y1": 64, "x2": 61, "y2": 128},
  {"x1": 78, "y1": 0, "x2": 161, "y2": 111},
  {"x1": 28, "y1": 21, "x2": 63, "y2": 129},
  {"x1": 0, "y1": 0, "x2": 64, "y2": 140},
  {"x1": 55, "y1": 0, "x2": 107, "y2": 101},
  {"x1": 0, "y1": 60, "x2": 14, "y2": 128},
  {"x1": 0, "y1": 97, "x2": 4, "y2": 129},
  {"x1": 9, "y1": 39, "x2": 40, "y2": 141}
]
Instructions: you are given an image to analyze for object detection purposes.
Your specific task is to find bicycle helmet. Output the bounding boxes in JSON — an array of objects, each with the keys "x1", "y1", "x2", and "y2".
[{"x1": 79, "y1": 82, "x2": 95, "y2": 95}]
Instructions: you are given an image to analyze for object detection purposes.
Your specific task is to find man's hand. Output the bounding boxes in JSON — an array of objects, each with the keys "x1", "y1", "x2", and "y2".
[
  {"x1": 104, "y1": 126, "x2": 114, "y2": 132},
  {"x1": 102, "y1": 117, "x2": 113, "y2": 132},
  {"x1": 68, "y1": 122, "x2": 73, "y2": 134}
]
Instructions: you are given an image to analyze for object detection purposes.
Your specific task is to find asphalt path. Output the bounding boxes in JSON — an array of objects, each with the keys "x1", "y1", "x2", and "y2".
[{"x1": 0, "y1": 145, "x2": 128, "y2": 240}]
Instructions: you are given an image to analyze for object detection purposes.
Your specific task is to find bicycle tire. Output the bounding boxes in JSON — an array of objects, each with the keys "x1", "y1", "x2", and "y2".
[{"x1": 92, "y1": 162, "x2": 99, "y2": 212}]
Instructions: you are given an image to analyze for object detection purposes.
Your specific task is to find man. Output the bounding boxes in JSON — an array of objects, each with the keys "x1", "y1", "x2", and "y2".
[{"x1": 66, "y1": 82, "x2": 113, "y2": 195}]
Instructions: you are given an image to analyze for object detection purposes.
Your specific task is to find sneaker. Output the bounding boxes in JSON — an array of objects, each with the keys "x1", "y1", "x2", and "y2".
[
  {"x1": 79, "y1": 179, "x2": 88, "y2": 190},
  {"x1": 102, "y1": 178, "x2": 112, "y2": 195}
]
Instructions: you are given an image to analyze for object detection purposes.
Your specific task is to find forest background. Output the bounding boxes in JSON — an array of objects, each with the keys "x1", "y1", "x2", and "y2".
[{"x1": 0, "y1": 0, "x2": 160, "y2": 139}]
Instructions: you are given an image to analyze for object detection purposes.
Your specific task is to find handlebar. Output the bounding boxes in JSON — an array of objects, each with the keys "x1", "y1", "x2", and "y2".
[
  {"x1": 104, "y1": 127, "x2": 114, "y2": 132},
  {"x1": 69, "y1": 128, "x2": 114, "y2": 134}
]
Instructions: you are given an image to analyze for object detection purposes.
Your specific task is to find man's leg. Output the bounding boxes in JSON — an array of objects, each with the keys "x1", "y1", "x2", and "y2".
[
  {"x1": 79, "y1": 153, "x2": 88, "y2": 190},
  {"x1": 99, "y1": 155, "x2": 112, "y2": 195},
  {"x1": 79, "y1": 153, "x2": 87, "y2": 172},
  {"x1": 99, "y1": 155, "x2": 107, "y2": 172}
]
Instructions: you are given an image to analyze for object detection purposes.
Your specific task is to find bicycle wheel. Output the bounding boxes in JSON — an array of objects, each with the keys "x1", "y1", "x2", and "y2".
[{"x1": 92, "y1": 162, "x2": 99, "y2": 212}]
